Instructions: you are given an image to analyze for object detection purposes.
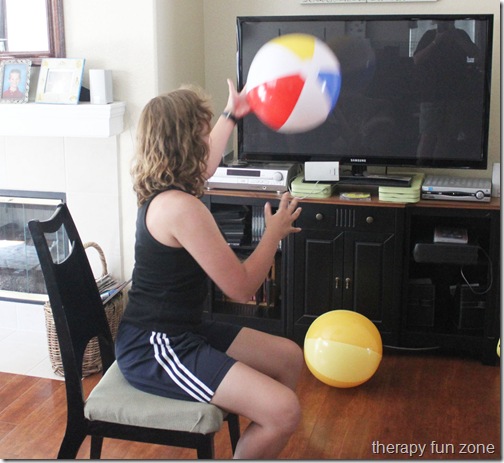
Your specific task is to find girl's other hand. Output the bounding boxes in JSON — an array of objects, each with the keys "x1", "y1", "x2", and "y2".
[{"x1": 264, "y1": 192, "x2": 302, "y2": 241}]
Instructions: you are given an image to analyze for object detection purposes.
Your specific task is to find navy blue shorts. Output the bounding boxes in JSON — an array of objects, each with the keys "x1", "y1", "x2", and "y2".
[{"x1": 115, "y1": 320, "x2": 242, "y2": 403}]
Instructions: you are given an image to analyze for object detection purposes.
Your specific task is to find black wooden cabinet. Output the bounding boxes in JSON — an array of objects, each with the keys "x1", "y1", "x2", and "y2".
[
  {"x1": 286, "y1": 203, "x2": 403, "y2": 346},
  {"x1": 401, "y1": 203, "x2": 500, "y2": 364},
  {"x1": 203, "y1": 189, "x2": 500, "y2": 363}
]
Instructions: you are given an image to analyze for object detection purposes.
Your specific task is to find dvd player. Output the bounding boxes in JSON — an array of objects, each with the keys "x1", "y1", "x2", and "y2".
[{"x1": 421, "y1": 175, "x2": 491, "y2": 202}]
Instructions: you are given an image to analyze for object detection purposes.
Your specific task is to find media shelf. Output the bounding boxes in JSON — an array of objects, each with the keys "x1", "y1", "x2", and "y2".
[
  {"x1": 401, "y1": 200, "x2": 500, "y2": 364},
  {"x1": 212, "y1": 252, "x2": 282, "y2": 319},
  {"x1": 201, "y1": 192, "x2": 286, "y2": 335},
  {"x1": 203, "y1": 189, "x2": 500, "y2": 364}
]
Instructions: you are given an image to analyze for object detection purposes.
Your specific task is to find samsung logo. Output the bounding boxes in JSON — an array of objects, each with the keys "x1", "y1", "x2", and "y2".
[{"x1": 350, "y1": 158, "x2": 367, "y2": 163}]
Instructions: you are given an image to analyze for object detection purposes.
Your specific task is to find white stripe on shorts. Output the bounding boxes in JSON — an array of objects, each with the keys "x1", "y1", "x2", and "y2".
[{"x1": 150, "y1": 331, "x2": 214, "y2": 403}]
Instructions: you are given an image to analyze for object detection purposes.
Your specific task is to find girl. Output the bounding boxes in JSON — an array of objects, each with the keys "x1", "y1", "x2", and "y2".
[{"x1": 116, "y1": 79, "x2": 304, "y2": 459}]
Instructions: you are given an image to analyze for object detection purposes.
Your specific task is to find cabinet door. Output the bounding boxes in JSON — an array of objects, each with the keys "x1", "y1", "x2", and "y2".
[
  {"x1": 291, "y1": 228, "x2": 398, "y2": 342},
  {"x1": 343, "y1": 231, "x2": 396, "y2": 333},
  {"x1": 292, "y1": 229, "x2": 344, "y2": 330}
]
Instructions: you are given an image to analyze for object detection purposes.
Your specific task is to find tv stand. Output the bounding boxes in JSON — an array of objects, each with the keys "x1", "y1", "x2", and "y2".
[{"x1": 202, "y1": 189, "x2": 500, "y2": 365}]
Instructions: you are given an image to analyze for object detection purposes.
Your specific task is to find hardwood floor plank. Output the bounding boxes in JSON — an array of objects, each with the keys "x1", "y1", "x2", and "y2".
[
  {"x1": 0, "y1": 377, "x2": 62, "y2": 424},
  {"x1": 0, "y1": 352, "x2": 500, "y2": 460},
  {"x1": 0, "y1": 380, "x2": 67, "y2": 459},
  {"x1": 0, "y1": 422, "x2": 14, "y2": 443},
  {"x1": 0, "y1": 374, "x2": 40, "y2": 414}
]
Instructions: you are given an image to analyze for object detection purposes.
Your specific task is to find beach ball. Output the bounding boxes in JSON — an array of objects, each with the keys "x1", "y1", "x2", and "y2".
[
  {"x1": 304, "y1": 310, "x2": 382, "y2": 388},
  {"x1": 246, "y1": 33, "x2": 341, "y2": 133}
]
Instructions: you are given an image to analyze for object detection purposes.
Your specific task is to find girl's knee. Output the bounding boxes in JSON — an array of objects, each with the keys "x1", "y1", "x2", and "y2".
[
  {"x1": 270, "y1": 389, "x2": 302, "y2": 435},
  {"x1": 283, "y1": 394, "x2": 302, "y2": 435}
]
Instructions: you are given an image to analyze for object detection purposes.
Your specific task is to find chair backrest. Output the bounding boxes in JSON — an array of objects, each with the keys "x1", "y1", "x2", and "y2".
[{"x1": 28, "y1": 203, "x2": 115, "y2": 415}]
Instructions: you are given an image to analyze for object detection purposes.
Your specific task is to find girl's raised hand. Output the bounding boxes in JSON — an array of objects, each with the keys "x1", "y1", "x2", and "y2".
[
  {"x1": 225, "y1": 78, "x2": 251, "y2": 119},
  {"x1": 264, "y1": 192, "x2": 302, "y2": 241}
]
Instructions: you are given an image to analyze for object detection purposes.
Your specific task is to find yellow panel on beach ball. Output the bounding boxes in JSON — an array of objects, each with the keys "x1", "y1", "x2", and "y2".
[
  {"x1": 306, "y1": 310, "x2": 382, "y2": 353},
  {"x1": 304, "y1": 310, "x2": 383, "y2": 388},
  {"x1": 304, "y1": 339, "x2": 382, "y2": 387}
]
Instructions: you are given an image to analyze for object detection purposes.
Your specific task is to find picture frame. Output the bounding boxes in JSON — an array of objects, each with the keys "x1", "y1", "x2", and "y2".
[
  {"x1": 0, "y1": 59, "x2": 32, "y2": 103},
  {"x1": 36, "y1": 58, "x2": 85, "y2": 104}
]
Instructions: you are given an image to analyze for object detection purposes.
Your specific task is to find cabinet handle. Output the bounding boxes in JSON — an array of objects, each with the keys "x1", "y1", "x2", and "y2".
[
  {"x1": 366, "y1": 216, "x2": 374, "y2": 224},
  {"x1": 335, "y1": 277, "x2": 340, "y2": 289},
  {"x1": 315, "y1": 213, "x2": 324, "y2": 221},
  {"x1": 345, "y1": 277, "x2": 351, "y2": 289}
]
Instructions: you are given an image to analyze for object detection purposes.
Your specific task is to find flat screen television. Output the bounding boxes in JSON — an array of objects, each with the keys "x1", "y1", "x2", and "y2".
[{"x1": 236, "y1": 15, "x2": 493, "y2": 173}]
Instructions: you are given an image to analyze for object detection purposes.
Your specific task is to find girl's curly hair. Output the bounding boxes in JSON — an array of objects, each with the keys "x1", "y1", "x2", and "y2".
[{"x1": 131, "y1": 87, "x2": 213, "y2": 205}]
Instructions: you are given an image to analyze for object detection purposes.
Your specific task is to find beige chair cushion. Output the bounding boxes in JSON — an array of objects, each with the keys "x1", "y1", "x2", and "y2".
[{"x1": 84, "y1": 361, "x2": 225, "y2": 434}]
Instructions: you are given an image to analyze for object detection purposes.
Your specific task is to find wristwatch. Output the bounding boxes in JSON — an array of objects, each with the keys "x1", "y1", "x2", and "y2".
[{"x1": 222, "y1": 111, "x2": 239, "y2": 124}]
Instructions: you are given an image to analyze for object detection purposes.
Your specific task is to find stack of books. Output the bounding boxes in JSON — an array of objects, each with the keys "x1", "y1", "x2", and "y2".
[
  {"x1": 213, "y1": 206, "x2": 250, "y2": 247},
  {"x1": 378, "y1": 173, "x2": 425, "y2": 203}
]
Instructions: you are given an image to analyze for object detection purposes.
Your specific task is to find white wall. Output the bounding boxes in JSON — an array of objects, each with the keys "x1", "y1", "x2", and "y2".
[{"x1": 156, "y1": 0, "x2": 205, "y2": 93}]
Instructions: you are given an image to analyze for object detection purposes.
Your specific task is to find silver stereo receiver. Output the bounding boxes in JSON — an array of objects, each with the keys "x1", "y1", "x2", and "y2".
[
  {"x1": 206, "y1": 163, "x2": 299, "y2": 192},
  {"x1": 421, "y1": 175, "x2": 492, "y2": 202}
]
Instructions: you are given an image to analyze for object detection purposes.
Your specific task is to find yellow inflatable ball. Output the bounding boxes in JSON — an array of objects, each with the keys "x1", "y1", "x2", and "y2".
[{"x1": 304, "y1": 310, "x2": 382, "y2": 388}]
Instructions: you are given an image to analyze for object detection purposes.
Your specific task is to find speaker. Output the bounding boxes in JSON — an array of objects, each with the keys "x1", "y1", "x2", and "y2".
[
  {"x1": 89, "y1": 69, "x2": 113, "y2": 104},
  {"x1": 413, "y1": 242, "x2": 479, "y2": 265},
  {"x1": 304, "y1": 161, "x2": 340, "y2": 181},
  {"x1": 492, "y1": 163, "x2": 500, "y2": 197}
]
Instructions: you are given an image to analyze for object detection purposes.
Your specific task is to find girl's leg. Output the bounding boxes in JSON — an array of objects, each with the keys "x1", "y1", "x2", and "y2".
[
  {"x1": 211, "y1": 328, "x2": 304, "y2": 459},
  {"x1": 226, "y1": 327, "x2": 304, "y2": 391},
  {"x1": 211, "y1": 362, "x2": 301, "y2": 459}
]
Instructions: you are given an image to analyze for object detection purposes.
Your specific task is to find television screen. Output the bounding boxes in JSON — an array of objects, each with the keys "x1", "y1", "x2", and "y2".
[{"x1": 237, "y1": 15, "x2": 493, "y2": 170}]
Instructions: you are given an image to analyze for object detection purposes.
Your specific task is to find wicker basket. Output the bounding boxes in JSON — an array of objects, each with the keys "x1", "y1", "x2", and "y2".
[{"x1": 44, "y1": 242, "x2": 126, "y2": 377}]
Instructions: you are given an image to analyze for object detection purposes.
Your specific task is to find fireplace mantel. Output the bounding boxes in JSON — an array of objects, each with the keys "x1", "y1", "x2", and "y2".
[{"x1": 0, "y1": 102, "x2": 126, "y2": 138}]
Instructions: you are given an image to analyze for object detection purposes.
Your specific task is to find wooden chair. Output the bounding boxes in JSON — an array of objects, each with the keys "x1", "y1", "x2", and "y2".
[{"x1": 28, "y1": 203, "x2": 240, "y2": 459}]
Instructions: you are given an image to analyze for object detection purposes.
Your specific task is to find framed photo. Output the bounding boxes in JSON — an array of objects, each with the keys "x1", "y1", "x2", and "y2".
[
  {"x1": 36, "y1": 58, "x2": 85, "y2": 104},
  {"x1": 0, "y1": 59, "x2": 32, "y2": 103}
]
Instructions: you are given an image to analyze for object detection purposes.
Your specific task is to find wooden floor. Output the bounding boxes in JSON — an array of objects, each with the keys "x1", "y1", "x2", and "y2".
[{"x1": 0, "y1": 350, "x2": 500, "y2": 460}]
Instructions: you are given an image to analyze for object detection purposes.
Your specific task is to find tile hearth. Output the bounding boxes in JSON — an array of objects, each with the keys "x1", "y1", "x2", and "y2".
[{"x1": 0, "y1": 327, "x2": 62, "y2": 380}]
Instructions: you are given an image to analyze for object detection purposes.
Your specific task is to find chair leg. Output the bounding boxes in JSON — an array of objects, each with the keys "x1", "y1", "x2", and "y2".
[
  {"x1": 57, "y1": 428, "x2": 87, "y2": 459},
  {"x1": 90, "y1": 435, "x2": 104, "y2": 459},
  {"x1": 226, "y1": 413, "x2": 240, "y2": 455},
  {"x1": 196, "y1": 436, "x2": 215, "y2": 459}
]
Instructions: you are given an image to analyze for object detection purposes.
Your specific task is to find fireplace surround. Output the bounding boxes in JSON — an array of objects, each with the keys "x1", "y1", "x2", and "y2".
[{"x1": 0, "y1": 101, "x2": 125, "y2": 337}]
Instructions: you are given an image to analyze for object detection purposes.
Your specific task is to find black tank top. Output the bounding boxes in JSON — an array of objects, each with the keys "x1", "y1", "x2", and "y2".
[{"x1": 122, "y1": 192, "x2": 208, "y2": 334}]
